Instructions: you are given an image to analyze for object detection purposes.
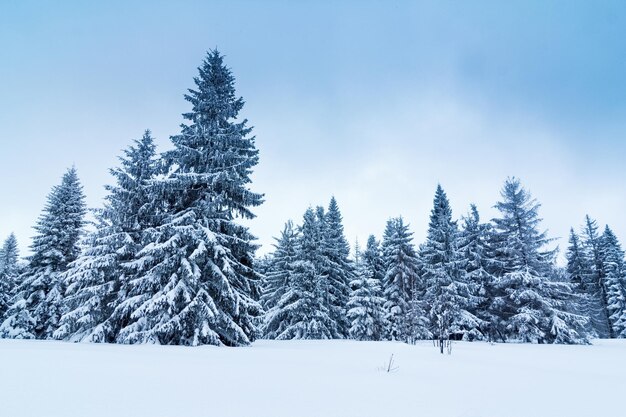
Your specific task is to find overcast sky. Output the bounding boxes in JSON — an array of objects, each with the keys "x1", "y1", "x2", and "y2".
[{"x1": 1, "y1": 1, "x2": 625, "y2": 262}]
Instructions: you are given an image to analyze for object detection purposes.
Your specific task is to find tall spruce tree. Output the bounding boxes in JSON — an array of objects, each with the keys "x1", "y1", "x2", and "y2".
[
  {"x1": 321, "y1": 197, "x2": 353, "y2": 337},
  {"x1": 347, "y1": 235, "x2": 386, "y2": 341},
  {"x1": 116, "y1": 51, "x2": 263, "y2": 346},
  {"x1": 565, "y1": 228, "x2": 597, "y2": 337},
  {"x1": 458, "y1": 205, "x2": 500, "y2": 341},
  {"x1": 54, "y1": 131, "x2": 159, "y2": 342},
  {"x1": 599, "y1": 226, "x2": 626, "y2": 337},
  {"x1": 490, "y1": 178, "x2": 588, "y2": 344},
  {"x1": 421, "y1": 186, "x2": 481, "y2": 350},
  {"x1": 381, "y1": 217, "x2": 422, "y2": 341},
  {"x1": 0, "y1": 168, "x2": 86, "y2": 339},
  {"x1": 0, "y1": 233, "x2": 20, "y2": 319},
  {"x1": 581, "y1": 215, "x2": 612, "y2": 338}
]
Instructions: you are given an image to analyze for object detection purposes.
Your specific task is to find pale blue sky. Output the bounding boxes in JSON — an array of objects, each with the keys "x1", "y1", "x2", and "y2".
[{"x1": 1, "y1": 1, "x2": 625, "y2": 258}]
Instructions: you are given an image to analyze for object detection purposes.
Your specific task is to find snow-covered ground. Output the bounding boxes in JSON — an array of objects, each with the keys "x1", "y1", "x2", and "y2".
[{"x1": 1, "y1": 339, "x2": 623, "y2": 417}]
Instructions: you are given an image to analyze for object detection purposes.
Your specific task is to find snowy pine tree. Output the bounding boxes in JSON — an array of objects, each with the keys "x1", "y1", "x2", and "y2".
[
  {"x1": 0, "y1": 167, "x2": 86, "y2": 339},
  {"x1": 0, "y1": 233, "x2": 20, "y2": 319},
  {"x1": 458, "y1": 205, "x2": 500, "y2": 341},
  {"x1": 264, "y1": 208, "x2": 335, "y2": 339},
  {"x1": 420, "y1": 186, "x2": 481, "y2": 350},
  {"x1": 54, "y1": 131, "x2": 159, "y2": 342},
  {"x1": 490, "y1": 178, "x2": 588, "y2": 344},
  {"x1": 268, "y1": 260, "x2": 334, "y2": 340},
  {"x1": 261, "y1": 220, "x2": 299, "y2": 312},
  {"x1": 347, "y1": 235, "x2": 386, "y2": 341},
  {"x1": 599, "y1": 226, "x2": 626, "y2": 337},
  {"x1": 580, "y1": 215, "x2": 613, "y2": 338},
  {"x1": 321, "y1": 197, "x2": 353, "y2": 337},
  {"x1": 116, "y1": 51, "x2": 263, "y2": 346},
  {"x1": 565, "y1": 228, "x2": 597, "y2": 337},
  {"x1": 381, "y1": 217, "x2": 423, "y2": 341}
]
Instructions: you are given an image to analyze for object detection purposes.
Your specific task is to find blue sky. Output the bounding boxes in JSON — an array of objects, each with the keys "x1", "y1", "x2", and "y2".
[{"x1": 1, "y1": 1, "x2": 625, "y2": 259}]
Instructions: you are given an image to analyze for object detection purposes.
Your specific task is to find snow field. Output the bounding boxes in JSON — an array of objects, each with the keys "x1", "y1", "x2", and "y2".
[{"x1": 1, "y1": 339, "x2": 624, "y2": 417}]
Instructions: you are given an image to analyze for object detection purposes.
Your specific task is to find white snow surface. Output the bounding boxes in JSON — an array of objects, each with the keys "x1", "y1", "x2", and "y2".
[{"x1": 1, "y1": 338, "x2": 624, "y2": 417}]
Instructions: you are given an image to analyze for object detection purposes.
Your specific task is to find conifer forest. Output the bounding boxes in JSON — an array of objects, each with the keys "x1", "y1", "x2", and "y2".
[
  {"x1": 2, "y1": 3, "x2": 625, "y2": 417},
  {"x1": 2, "y1": 51, "x2": 624, "y2": 348}
]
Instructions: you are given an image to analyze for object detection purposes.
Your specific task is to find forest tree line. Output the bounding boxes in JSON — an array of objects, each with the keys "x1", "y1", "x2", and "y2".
[
  {"x1": 0, "y1": 51, "x2": 624, "y2": 347},
  {"x1": 261, "y1": 185, "x2": 626, "y2": 346}
]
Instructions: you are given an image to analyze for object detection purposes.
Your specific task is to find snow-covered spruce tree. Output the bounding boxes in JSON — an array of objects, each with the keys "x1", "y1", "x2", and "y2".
[
  {"x1": 565, "y1": 228, "x2": 598, "y2": 337},
  {"x1": 580, "y1": 216, "x2": 613, "y2": 338},
  {"x1": 261, "y1": 220, "x2": 299, "y2": 311},
  {"x1": 264, "y1": 208, "x2": 335, "y2": 339},
  {"x1": 421, "y1": 186, "x2": 481, "y2": 350},
  {"x1": 261, "y1": 221, "x2": 299, "y2": 337},
  {"x1": 117, "y1": 51, "x2": 263, "y2": 346},
  {"x1": 547, "y1": 265, "x2": 594, "y2": 344},
  {"x1": 54, "y1": 131, "x2": 159, "y2": 342},
  {"x1": 272, "y1": 260, "x2": 333, "y2": 340},
  {"x1": 598, "y1": 226, "x2": 626, "y2": 337},
  {"x1": 491, "y1": 178, "x2": 588, "y2": 344},
  {"x1": 458, "y1": 205, "x2": 500, "y2": 341},
  {"x1": 0, "y1": 233, "x2": 20, "y2": 319},
  {"x1": 321, "y1": 197, "x2": 353, "y2": 337},
  {"x1": 347, "y1": 235, "x2": 386, "y2": 341},
  {"x1": 0, "y1": 168, "x2": 86, "y2": 339},
  {"x1": 381, "y1": 217, "x2": 423, "y2": 341}
]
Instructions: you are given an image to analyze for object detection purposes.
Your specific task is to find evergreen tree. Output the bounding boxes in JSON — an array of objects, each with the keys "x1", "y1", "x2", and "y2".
[
  {"x1": 321, "y1": 197, "x2": 353, "y2": 337},
  {"x1": 381, "y1": 217, "x2": 422, "y2": 341},
  {"x1": 565, "y1": 228, "x2": 597, "y2": 337},
  {"x1": 458, "y1": 205, "x2": 500, "y2": 341},
  {"x1": 581, "y1": 215, "x2": 612, "y2": 338},
  {"x1": 54, "y1": 131, "x2": 159, "y2": 342},
  {"x1": 0, "y1": 233, "x2": 20, "y2": 319},
  {"x1": 547, "y1": 266, "x2": 594, "y2": 344},
  {"x1": 264, "y1": 208, "x2": 335, "y2": 339},
  {"x1": 421, "y1": 186, "x2": 481, "y2": 350},
  {"x1": 490, "y1": 178, "x2": 588, "y2": 344},
  {"x1": 0, "y1": 167, "x2": 86, "y2": 339},
  {"x1": 599, "y1": 226, "x2": 626, "y2": 337},
  {"x1": 116, "y1": 51, "x2": 263, "y2": 346},
  {"x1": 261, "y1": 221, "x2": 299, "y2": 312},
  {"x1": 267, "y1": 260, "x2": 334, "y2": 340},
  {"x1": 347, "y1": 235, "x2": 386, "y2": 341}
]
